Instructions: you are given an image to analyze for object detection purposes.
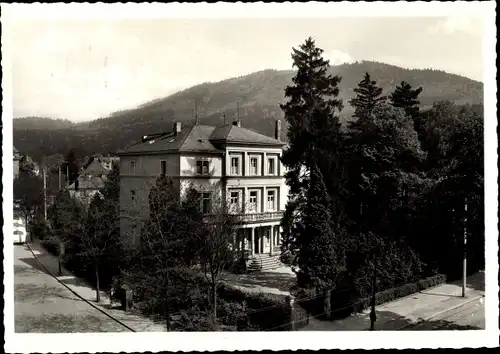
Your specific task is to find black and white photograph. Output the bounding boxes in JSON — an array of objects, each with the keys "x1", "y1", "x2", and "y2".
[{"x1": 2, "y1": 2, "x2": 498, "y2": 352}]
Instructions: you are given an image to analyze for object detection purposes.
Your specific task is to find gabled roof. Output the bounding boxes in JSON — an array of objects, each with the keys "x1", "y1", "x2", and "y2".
[
  {"x1": 117, "y1": 123, "x2": 284, "y2": 155},
  {"x1": 68, "y1": 159, "x2": 109, "y2": 191},
  {"x1": 83, "y1": 159, "x2": 109, "y2": 177}
]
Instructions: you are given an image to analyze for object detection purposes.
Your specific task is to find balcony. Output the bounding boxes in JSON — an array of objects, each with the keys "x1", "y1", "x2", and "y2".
[{"x1": 236, "y1": 211, "x2": 284, "y2": 223}]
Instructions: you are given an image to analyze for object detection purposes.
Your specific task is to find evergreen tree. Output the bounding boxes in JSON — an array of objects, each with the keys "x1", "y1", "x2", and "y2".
[
  {"x1": 345, "y1": 103, "x2": 426, "y2": 239},
  {"x1": 349, "y1": 72, "x2": 386, "y2": 121},
  {"x1": 389, "y1": 81, "x2": 423, "y2": 119},
  {"x1": 295, "y1": 164, "x2": 346, "y2": 289},
  {"x1": 279, "y1": 37, "x2": 347, "y2": 290}
]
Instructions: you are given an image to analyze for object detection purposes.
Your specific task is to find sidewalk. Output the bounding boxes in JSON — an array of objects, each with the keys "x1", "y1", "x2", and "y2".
[
  {"x1": 26, "y1": 241, "x2": 168, "y2": 332},
  {"x1": 302, "y1": 272, "x2": 485, "y2": 331}
]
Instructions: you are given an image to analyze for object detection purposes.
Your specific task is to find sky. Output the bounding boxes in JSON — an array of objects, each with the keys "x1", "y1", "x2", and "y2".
[{"x1": 11, "y1": 16, "x2": 484, "y2": 122}]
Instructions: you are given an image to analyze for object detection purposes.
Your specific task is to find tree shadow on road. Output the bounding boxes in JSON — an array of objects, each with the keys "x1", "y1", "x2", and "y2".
[
  {"x1": 17, "y1": 257, "x2": 52, "y2": 276},
  {"x1": 300, "y1": 308, "x2": 483, "y2": 331}
]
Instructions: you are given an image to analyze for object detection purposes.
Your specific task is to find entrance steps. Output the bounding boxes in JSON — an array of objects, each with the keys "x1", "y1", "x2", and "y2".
[{"x1": 248, "y1": 254, "x2": 282, "y2": 272}]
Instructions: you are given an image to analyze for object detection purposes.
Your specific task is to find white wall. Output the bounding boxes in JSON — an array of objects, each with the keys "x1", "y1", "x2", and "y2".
[{"x1": 180, "y1": 155, "x2": 223, "y2": 177}]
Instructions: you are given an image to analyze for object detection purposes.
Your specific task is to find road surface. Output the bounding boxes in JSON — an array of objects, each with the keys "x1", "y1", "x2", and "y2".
[
  {"x1": 14, "y1": 244, "x2": 128, "y2": 332},
  {"x1": 408, "y1": 296, "x2": 485, "y2": 330}
]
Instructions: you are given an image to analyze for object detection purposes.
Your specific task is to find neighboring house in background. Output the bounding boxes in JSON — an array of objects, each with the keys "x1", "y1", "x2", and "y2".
[
  {"x1": 67, "y1": 158, "x2": 111, "y2": 204},
  {"x1": 87, "y1": 154, "x2": 120, "y2": 171},
  {"x1": 117, "y1": 119, "x2": 289, "y2": 270},
  {"x1": 100, "y1": 155, "x2": 120, "y2": 170},
  {"x1": 13, "y1": 146, "x2": 21, "y2": 179}
]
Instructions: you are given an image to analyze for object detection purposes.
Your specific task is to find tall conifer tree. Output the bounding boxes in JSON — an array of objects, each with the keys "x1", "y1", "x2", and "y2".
[
  {"x1": 389, "y1": 81, "x2": 423, "y2": 119},
  {"x1": 349, "y1": 72, "x2": 386, "y2": 122},
  {"x1": 280, "y1": 37, "x2": 347, "y2": 289}
]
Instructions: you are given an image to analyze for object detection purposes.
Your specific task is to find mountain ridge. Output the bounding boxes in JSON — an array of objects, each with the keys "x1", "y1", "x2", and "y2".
[{"x1": 13, "y1": 61, "x2": 483, "y2": 162}]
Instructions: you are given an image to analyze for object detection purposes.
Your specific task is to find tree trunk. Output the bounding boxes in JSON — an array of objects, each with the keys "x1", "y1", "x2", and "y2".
[
  {"x1": 58, "y1": 257, "x2": 62, "y2": 276},
  {"x1": 211, "y1": 279, "x2": 217, "y2": 320},
  {"x1": 95, "y1": 264, "x2": 100, "y2": 303},
  {"x1": 165, "y1": 268, "x2": 171, "y2": 330}
]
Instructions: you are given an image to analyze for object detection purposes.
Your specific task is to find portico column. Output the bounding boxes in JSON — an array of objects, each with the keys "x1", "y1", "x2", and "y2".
[
  {"x1": 251, "y1": 227, "x2": 255, "y2": 256},
  {"x1": 270, "y1": 226, "x2": 274, "y2": 255}
]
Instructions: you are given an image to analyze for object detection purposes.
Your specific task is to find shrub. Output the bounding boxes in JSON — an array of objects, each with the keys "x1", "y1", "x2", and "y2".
[
  {"x1": 217, "y1": 283, "x2": 291, "y2": 331},
  {"x1": 352, "y1": 273, "x2": 447, "y2": 314}
]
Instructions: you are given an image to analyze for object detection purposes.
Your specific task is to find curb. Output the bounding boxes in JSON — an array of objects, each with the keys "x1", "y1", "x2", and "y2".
[{"x1": 397, "y1": 293, "x2": 484, "y2": 330}]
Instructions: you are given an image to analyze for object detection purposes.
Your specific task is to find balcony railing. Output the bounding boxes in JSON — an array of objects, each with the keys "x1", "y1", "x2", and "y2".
[{"x1": 236, "y1": 211, "x2": 284, "y2": 223}]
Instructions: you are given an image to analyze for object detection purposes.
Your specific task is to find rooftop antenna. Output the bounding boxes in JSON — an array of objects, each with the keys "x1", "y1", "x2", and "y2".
[{"x1": 223, "y1": 113, "x2": 227, "y2": 125}]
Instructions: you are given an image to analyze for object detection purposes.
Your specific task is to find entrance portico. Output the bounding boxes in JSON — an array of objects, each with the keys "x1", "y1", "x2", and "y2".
[{"x1": 235, "y1": 223, "x2": 282, "y2": 256}]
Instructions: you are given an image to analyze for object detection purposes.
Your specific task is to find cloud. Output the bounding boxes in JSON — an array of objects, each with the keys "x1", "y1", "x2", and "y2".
[
  {"x1": 325, "y1": 50, "x2": 355, "y2": 65},
  {"x1": 429, "y1": 16, "x2": 483, "y2": 36}
]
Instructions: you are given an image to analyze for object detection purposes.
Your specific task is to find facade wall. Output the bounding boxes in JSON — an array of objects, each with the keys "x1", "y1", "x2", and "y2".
[
  {"x1": 68, "y1": 188, "x2": 100, "y2": 204},
  {"x1": 118, "y1": 142, "x2": 289, "y2": 249},
  {"x1": 119, "y1": 153, "x2": 181, "y2": 243},
  {"x1": 224, "y1": 145, "x2": 287, "y2": 213},
  {"x1": 179, "y1": 154, "x2": 223, "y2": 178}
]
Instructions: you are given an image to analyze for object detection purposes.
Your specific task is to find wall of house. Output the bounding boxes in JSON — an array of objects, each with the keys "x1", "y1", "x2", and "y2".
[
  {"x1": 179, "y1": 154, "x2": 223, "y2": 177},
  {"x1": 68, "y1": 188, "x2": 100, "y2": 204},
  {"x1": 224, "y1": 145, "x2": 288, "y2": 213},
  {"x1": 119, "y1": 153, "x2": 181, "y2": 243}
]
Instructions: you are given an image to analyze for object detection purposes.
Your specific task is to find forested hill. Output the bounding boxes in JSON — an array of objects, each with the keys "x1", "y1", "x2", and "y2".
[
  {"x1": 13, "y1": 117, "x2": 75, "y2": 131},
  {"x1": 13, "y1": 61, "x2": 483, "y2": 161}
]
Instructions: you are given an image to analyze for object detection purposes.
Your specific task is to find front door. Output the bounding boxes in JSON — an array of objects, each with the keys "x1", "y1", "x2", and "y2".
[{"x1": 254, "y1": 229, "x2": 259, "y2": 254}]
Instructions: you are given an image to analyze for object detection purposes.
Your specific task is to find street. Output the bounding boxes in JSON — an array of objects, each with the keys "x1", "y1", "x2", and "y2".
[
  {"x1": 14, "y1": 244, "x2": 129, "y2": 332},
  {"x1": 408, "y1": 296, "x2": 485, "y2": 330}
]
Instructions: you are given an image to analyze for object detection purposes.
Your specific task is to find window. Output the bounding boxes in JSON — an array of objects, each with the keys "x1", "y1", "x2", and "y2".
[
  {"x1": 230, "y1": 191, "x2": 239, "y2": 205},
  {"x1": 268, "y1": 158, "x2": 276, "y2": 175},
  {"x1": 130, "y1": 190, "x2": 136, "y2": 202},
  {"x1": 250, "y1": 157, "x2": 258, "y2": 175},
  {"x1": 200, "y1": 193, "x2": 212, "y2": 214},
  {"x1": 130, "y1": 160, "x2": 136, "y2": 173},
  {"x1": 161, "y1": 160, "x2": 167, "y2": 175},
  {"x1": 195, "y1": 160, "x2": 209, "y2": 176},
  {"x1": 267, "y1": 190, "x2": 276, "y2": 210},
  {"x1": 249, "y1": 191, "x2": 258, "y2": 212},
  {"x1": 231, "y1": 157, "x2": 240, "y2": 175}
]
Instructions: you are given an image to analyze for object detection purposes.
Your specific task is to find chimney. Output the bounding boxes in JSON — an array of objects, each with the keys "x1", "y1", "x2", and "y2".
[
  {"x1": 233, "y1": 120, "x2": 241, "y2": 127},
  {"x1": 173, "y1": 121, "x2": 182, "y2": 135},
  {"x1": 275, "y1": 120, "x2": 282, "y2": 140}
]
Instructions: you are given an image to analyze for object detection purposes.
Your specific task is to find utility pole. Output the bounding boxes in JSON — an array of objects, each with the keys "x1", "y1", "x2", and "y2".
[
  {"x1": 370, "y1": 253, "x2": 377, "y2": 330},
  {"x1": 462, "y1": 197, "x2": 468, "y2": 297},
  {"x1": 43, "y1": 166, "x2": 47, "y2": 221}
]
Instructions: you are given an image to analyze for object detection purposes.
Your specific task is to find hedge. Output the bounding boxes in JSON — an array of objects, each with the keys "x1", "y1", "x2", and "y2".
[
  {"x1": 351, "y1": 273, "x2": 447, "y2": 313},
  {"x1": 217, "y1": 282, "x2": 292, "y2": 331}
]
